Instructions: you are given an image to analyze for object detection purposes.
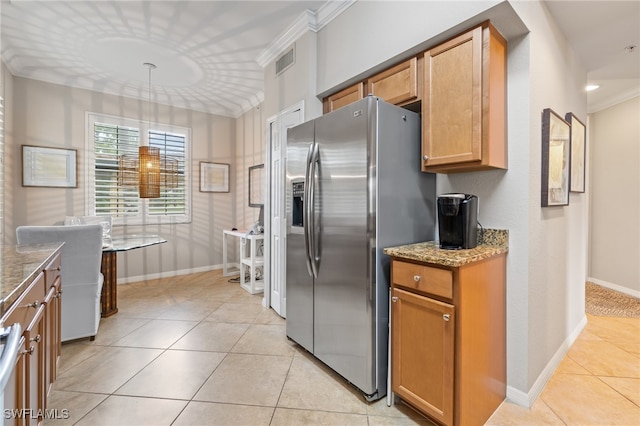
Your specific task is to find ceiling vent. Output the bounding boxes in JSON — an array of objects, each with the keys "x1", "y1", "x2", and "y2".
[{"x1": 276, "y1": 45, "x2": 295, "y2": 76}]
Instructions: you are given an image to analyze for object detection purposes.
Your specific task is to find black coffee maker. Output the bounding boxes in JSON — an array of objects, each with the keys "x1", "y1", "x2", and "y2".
[{"x1": 437, "y1": 193, "x2": 478, "y2": 249}]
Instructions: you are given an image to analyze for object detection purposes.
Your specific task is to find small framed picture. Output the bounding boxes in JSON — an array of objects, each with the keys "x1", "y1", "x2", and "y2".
[
  {"x1": 541, "y1": 108, "x2": 571, "y2": 207},
  {"x1": 22, "y1": 145, "x2": 77, "y2": 188},
  {"x1": 565, "y1": 112, "x2": 586, "y2": 193},
  {"x1": 200, "y1": 162, "x2": 229, "y2": 193},
  {"x1": 248, "y1": 164, "x2": 265, "y2": 207}
]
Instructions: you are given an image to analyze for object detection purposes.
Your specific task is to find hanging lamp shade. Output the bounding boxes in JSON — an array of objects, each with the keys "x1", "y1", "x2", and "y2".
[
  {"x1": 117, "y1": 62, "x2": 179, "y2": 199},
  {"x1": 118, "y1": 146, "x2": 179, "y2": 198}
]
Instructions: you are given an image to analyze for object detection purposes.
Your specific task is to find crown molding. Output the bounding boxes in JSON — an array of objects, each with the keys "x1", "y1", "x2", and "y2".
[
  {"x1": 315, "y1": 0, "x2": 356, "y2": 31},
  {"x1": 589, "y1": 86, "x2": 640, "y2": 114},
  {"x1": 256, "y1": 0, "x2": 356, "y2": 68},
  {"x1": 256, "y1": 10, "x2": 315, "y2": 67}
]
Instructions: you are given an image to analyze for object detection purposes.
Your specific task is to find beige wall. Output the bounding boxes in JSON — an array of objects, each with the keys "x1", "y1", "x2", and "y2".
[
  {"x1": 234, "y1": 105, "x2": 265, "y2": 229},
  {"x1": 5, "y1": 76, "x2": 236, "y2": 281},
  {"x1": 589, "y1": 96, "x2": 640, "y2": 295}
]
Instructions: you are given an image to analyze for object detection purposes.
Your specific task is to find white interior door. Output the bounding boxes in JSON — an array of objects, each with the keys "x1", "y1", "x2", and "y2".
[{"x1": 269, "y1": 104, "x2": 303, "y2": 317}]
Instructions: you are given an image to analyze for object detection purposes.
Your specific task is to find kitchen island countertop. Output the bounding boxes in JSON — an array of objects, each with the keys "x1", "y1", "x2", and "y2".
[
  {"x1": 384, "y1": 228, "x2": 508, "y2": 267},
  {"x1": 0, "y1": 243, "x2": 63, "y2": 318}
]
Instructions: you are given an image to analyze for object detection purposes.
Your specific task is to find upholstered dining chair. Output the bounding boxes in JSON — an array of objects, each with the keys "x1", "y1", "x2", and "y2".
[{"x1": 16, "y1": 224, "x2": 103, "y2": 342}]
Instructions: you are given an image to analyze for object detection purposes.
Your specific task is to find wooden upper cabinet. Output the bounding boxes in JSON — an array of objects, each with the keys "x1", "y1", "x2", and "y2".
[
  {"x1": 367, "y1": 57, "x2": 419, "y2": 106},
  {"x1": 323, "y1": 82, "x2": 364, "y2": 113},
  {"x1": 422, "y1": 22, "x2": 507, "y2": 173}
]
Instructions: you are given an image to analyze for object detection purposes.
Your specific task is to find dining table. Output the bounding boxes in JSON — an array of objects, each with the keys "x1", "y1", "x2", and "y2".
[{"x1": 100, "y1": 234, "x2": 167, "y2": 317}]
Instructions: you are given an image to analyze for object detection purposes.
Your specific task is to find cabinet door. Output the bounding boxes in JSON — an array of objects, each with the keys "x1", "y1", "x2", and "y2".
[
  {"x1": 367, "y1": 57, "x2": 419, "y2": 105},
  {"x1": 24, "y1": 304, "x2": 46, "y2": 426},
  {"x1": 323, "y1": 82, "x2": 364, "y2": 113},
  {"x1": 2, "y1": 337, "x2": 27, "y2": 426},
  {"x1": 43, "y1": 283, "x2": 60, "y2": 397},
  {"x1": 392, "y1": 287, "x2": 455, "y2": 426},
  {"x1": 422, "y1": 26, "x2": 482, "y2": 168},
  {"x1": 422, "y1": 23, "x2": 507, "y2": 173},
  {"x1": 44, "y1": 253, "x2": 62, "y2": 390}
]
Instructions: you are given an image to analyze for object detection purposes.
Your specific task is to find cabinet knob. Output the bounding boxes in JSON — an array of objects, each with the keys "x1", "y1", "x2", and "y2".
[
  {"x1": 24, "y1": 346, "x2": 35, "y2": 355},
  {"x1": 443, "y1": 314, "x2": 450, "y2": 321},
  {"x1": 30, "y1": 334, "x2": 41, "y2": 343},
  {"x1": 413, "y1": 275, "x2": 421, "y2": 282},
  {"x1": 25, "y1": 300, "x2": 40, "y2": 309},
  {"x1": 391, "y1": 296, "x2": 398, "y2": 303},
  {"x1": 423, "y1": 155, "x2": 429, "y2": 161}
]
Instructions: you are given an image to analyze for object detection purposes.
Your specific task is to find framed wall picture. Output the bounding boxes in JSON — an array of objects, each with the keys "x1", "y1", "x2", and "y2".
[
  {"x1": 22, "y1": 145, "x2": 77, "y2": 188},
  {"x1": 541, "y1": 108, "x2": 571, "y2": 207},
  {"x1": 200, "y1": 162, "x2": 229, "y2": 193},
  {"x1": 248, "y1": 164, "x2": 265, "y2": 207},
  {"x1": 565, "y1": 112, "x2": 586, "y2": 193}
]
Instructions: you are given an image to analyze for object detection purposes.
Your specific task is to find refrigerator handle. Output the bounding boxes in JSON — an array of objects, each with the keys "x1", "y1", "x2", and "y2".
[
  {"x1": 303, "y1": 143, "x2": 315, "y2": 277},
  {"x1": 308, "y1": 143, "x2": 320, "y2": 278}
]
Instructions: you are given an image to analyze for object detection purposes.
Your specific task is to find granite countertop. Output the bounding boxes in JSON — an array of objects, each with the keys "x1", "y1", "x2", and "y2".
[
  {"x1": 384, "y1": 229, "x2": 508, "y2": 267},
  {"x1": 0, "y1": 243, "x2": 63, "y2": 319}
]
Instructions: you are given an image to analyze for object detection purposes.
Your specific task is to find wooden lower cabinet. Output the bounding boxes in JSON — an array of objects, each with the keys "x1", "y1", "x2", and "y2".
[
  {"x1": 390, "y1": 254, "x2": 506, "y2": 426},
  {"x1": 43, "y1": 283, "x2": 61, "y2": 397},
  {"x1": 2, "y1": 338, "x2": 26, "y2": 426},
  {"x1": 2, "y1": 250, "x2": 62, "y2": 426},
  {"x1": 24, "y1": 304, "x2": 46, "y2": 426},
  {"x1": 392, "y1": 287, "x2": 455, "y2": 425}
]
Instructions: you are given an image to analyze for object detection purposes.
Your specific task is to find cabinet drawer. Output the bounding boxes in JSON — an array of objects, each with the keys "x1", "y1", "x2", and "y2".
[
  {"x1": 4, "y1": 272, "x2": 47, "y2": 330},
  {"x1": 392, "y1": 260, "x2": 452, "y2": 299},
  {"x1": 44, "y1": 254, "x2": 62, "y2": 288},
  {"x1": 324, "y1": 82, "x2": 364, "y2": 113},
  {"x1": 368, "y1": 57, "x2": 418, "y2": 105}
]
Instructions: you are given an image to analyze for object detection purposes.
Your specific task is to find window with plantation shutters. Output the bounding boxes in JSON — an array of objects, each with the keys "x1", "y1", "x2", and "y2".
[
  {"x1": 86, "y1": 113, "x2": 191, "y2": 225},
  {"x1": 94, "y1": 122, "x2": 140, "y2": 217},
  {"x1": 148, "y1": 130, "x2": 187, "y2": 216}
]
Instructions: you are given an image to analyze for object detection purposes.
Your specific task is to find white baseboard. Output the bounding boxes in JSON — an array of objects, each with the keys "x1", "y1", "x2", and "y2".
[
  {"x1": 505, "y1": 385, "x2": 529, "y2": 408},
  {"x1": 116, "y1": 263, "x2": 232, "y2": 285},
  {"x1": 505, "y1": 314, "x2": 587, "y2": 408},
  {"x1": 588, "y1": 277, "x2": 640, "y2": 299}
]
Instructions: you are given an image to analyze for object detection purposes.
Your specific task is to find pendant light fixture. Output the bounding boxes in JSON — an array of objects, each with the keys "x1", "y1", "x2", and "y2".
[{"x1": 118, "y1": 63, "x2": 178, "y2": 198}]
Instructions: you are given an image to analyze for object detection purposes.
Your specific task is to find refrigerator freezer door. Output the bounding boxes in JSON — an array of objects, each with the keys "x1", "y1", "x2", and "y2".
[
  {"x1": 286, "y1": 120, "x2": 315, "y2": 353},
  {"x1": 313, "y1": 97, "x2": 376, "y2": 395}
]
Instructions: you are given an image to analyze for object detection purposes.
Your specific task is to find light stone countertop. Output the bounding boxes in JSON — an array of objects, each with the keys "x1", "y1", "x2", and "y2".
[
  {"x1": 0, "y1": 243, "x2": 63, "y2": 318},
  {"x1": 383, "y1": 229, "x2": 508, "y2": 267}
]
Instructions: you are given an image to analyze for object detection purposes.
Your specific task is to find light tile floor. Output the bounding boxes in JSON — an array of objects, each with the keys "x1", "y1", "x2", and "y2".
[
  {"x1": 487, "y1": 314, "x2": 640, "y2": 426},
  {"x1": 44, "y1": 270, "x2": 639, "y2": 425}
]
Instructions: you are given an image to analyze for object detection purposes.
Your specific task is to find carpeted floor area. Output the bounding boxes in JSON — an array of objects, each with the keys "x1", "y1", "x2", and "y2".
[{"x1": 586, "y1": 282, "x2": 640, "y2": 318}]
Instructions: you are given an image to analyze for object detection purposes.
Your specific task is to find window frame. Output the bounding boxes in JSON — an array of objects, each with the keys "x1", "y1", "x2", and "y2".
[{"x1": 85, "y1": 112, "x2": 192, "y2": 226}]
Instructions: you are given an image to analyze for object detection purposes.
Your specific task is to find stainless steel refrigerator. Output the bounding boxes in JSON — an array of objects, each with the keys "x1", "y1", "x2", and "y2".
[{"x1": 285, "y1": 96, "x2": 436, "y2": 401}]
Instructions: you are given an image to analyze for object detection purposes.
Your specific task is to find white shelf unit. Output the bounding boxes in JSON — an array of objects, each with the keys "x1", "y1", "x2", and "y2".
[{"x1": 223, "y1": 230, "x2": 264, "y2": 294}]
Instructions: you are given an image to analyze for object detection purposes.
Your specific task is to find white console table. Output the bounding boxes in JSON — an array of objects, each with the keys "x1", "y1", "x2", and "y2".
[{"x1": 222, "y1": 230, "x2": 264, "y2": 294}]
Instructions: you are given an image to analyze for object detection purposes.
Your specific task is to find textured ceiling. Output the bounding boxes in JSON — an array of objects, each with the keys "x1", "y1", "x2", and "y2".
[
  {"x1": 1, "y1": 0, "x2": 327, "y2": 118},
  {"x1": 1, "y1": 1, "x2": 638, "y2": 117}
]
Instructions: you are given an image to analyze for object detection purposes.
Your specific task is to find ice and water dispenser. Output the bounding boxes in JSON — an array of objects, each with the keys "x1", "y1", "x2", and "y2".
[{"x1": 292, "y1": 180, "x2": 304, "y2": 227}]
